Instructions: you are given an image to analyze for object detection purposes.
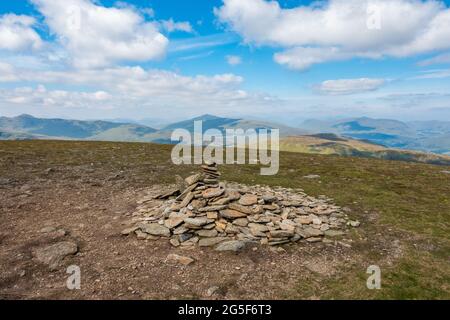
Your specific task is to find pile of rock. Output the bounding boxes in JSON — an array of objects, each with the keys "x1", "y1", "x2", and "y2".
[
  {"x1": 123, "y1": 163, "x2": 359, "y2": 251},
  {"x1": 202, "y1": 162, "x2": 221, "y2": 185}
]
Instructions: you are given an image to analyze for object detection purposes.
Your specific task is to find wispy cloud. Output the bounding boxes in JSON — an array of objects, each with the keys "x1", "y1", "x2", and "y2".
[
  {"x1": 178, "y1": 50, "x2": 214, "y2": 61},
  {"x1": 315, "y1": 78, "x2": 386, "y2": 95},
  {"x1": 413, "y1": 69, "x2": 450, "y2": 79},
  {"x1": 417, "y1": 53, "x2": 450, "y2": 67},
  {"x1": 169, "y1": 33, "x2": 238, "y2": 53}
]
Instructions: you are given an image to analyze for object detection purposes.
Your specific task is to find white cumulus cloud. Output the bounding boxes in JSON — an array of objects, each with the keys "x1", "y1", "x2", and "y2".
[
  {"x1": 216, "y1": 0, "x2": 450, "y2": 70},
  {"x1": 0, "y1": 62, "x2": 275, "y2": 117},
  {"x1": 31, "y1": 0, "x2": 168, "y2": 68},
  {"x1": 0, "y1": 14, "x2": 43, "y2": 52}
]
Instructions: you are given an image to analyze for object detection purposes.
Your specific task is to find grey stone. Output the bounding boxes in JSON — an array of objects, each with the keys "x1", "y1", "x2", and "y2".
[
  {"x1": 239, "y1": 194, "x2": 258, "y2": 206},
  {"x1": 33, "y1": 241, "x2": 78, "y2": 270},
  {"x1": 141, "y1": 224, "x2": 171, "y2": 237},
  {"x1": 228, "y1": 203, "x2": 253, "y2": 214},
  {"x1": 121, "y1": 226, "x2": 140, "y2": 235},
  {"x1": 202, "y1": 188, "x2": 225, "y2": 199},
  {"x1": 198, "y1": 205, "x2": 227, "y2": 212},
  {"x1": 196, "y1": 229, "x2": 218, "y2": 237},
  {"x1": 306, "y1": 237, "x2": 322, "y2": 243},
  {"x1": 198, "y1": 237, "x2": 228, "y2": 247},
  {"x1": 249, "y1": 223, "x2": 269, "y2": 237},
  {"x1": 262, "y1": 195, "x2": 277, "y2": 203},
  {"x1": 171, "y1": 192, "x2": 194, "y2": 211},
  {"x1": 179, "y1": 233, "x2": 193, "y2": 243},
  {"x1": 220, "y1": 209, "x2": 247, "y2": 220},
  {"x1": 184, "y1": 217, "x2": 208, "y2": 228},
  {"x1": 296, "y1": 227, "x2": 324, "y2": 238},
  {"x1": 270, "y1": 230, "x2": 294, "y2": 238},
  {"x1": 349, "y1": 220, "x2": 361, "y2": 227},
  {"x1": 324, "y1": 230, "x2": 345, "y2": 237},
  {"x1": 164, "y1": 217, "x2": 184, "y2": 229},
  {"x1": 185, "y1": 173, "x2": 203, "y2": 186},
  {"x1": 215, "y1": 240, "x2": 247, "y2": 252},
  {"x1": 233, "y1": 218, "x2": 249, "y2": 227},
  {"x1": 206, "y1": 286, "x2": 220, "y2": 297},
  {"x1": 173, "y1": 226, "x2": 189, "y2": 235},
  {"x1": 166, "y1": 254, "x2": 194, "y2": 266}
]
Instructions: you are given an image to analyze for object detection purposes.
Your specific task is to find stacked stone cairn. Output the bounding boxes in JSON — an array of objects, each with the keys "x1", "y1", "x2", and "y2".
[{"x1": 123, "y1": 163, "x2": 358, "y2": 251}]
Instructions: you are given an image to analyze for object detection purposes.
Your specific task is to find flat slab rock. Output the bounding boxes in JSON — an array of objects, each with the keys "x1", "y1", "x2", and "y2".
[
  {"x1": 32, "y1": 241, "x2": 78, "y2": 270},
  {"x1": 215, "y1": 240, "x2": 248, "y2": 252},
  {"x1": 127, "y1": 177, "x2": 356, "y2": 252},
  {"x1": 166, "y1": 254, "x2": 195, "y2": 266}
]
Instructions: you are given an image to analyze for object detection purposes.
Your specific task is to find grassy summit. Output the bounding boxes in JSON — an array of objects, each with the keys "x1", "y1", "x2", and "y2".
[{"x1": 0, "y1": 140, "x2": 449, "y2": 299}]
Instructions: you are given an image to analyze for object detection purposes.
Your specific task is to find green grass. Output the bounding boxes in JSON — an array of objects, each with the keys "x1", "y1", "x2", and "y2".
[{"x1": 1, "y1": 140, "x2": 449, "y2": 299}]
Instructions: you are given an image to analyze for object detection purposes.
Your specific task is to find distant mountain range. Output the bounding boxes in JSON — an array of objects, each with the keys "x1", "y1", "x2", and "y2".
[
  {"x1": 0, "y1": 114, "x2": 306, "y2": 143},
  {"x1": 301, "y1": 117, "x2": 450, "y2": 156},
  {"x1": 1, "y1": 114, "x2": 449, "y2": 165}
]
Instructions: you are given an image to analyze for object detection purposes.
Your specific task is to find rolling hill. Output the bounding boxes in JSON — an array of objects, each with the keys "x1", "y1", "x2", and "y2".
[
  {"x1": 301, "y1": 117, "x2": 450, "y2": 155},
  {"x1": 1, "y1": 114, "x2": 449, "y2": 165},
  {"x1": 280, "y1": 134, "x2": 450, "y2": 165}
]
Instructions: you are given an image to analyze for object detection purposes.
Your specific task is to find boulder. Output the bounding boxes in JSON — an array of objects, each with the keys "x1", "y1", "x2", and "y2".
[{"x1": 33, "y1": 241, "x2": 78, "y2": 271}]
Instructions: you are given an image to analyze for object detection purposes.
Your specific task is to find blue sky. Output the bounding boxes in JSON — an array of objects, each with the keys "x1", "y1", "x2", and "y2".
[{"x1": 1, "y1": 0, "x2": 450, "y2": 124}]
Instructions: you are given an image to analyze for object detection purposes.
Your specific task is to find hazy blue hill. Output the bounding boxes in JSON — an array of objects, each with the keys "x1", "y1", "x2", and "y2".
[
  {"x1": 1, "y1": 113, "x2": 449, "y2": 157},
  {"x1": 0, "y1": 130, "x2": 45, "y2": 140},
  {"x1": 162, "y1": 114, "x2": 241, "y2": 132},
  {"x1": 408, "y1": 120, "x2": 450, "y2": 133},
  {"x1": 334, "y1": 117, "x2": 413, "y2": 135},
  {"x1": 333, "y1": 120, "x2": 375, "y2": 131},
  {"x1": 300, "y1": 117, "x2": 450, "y2": 155},
  {"x1": 89, "y1": 124, "x2": 158, "y2": 142},
  {"x1": 161, "y1": 114, "x2": 308, "y2": 137},
  {"x1": 0, "y1": 114, "x2": 127, "y2": 139}
]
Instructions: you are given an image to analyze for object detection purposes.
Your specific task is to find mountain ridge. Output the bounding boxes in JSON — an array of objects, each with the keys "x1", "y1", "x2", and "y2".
[{"x1": 1, "y1": 113, "x2": 449, "y2": 165}]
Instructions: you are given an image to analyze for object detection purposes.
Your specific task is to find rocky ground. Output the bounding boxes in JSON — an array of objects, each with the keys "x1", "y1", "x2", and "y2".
[{"x1": 0, "y1": 141, "x2": 449, "y2": 299}]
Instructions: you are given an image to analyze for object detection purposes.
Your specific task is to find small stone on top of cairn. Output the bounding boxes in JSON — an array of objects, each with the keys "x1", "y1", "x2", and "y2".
[{"x1": 202, "y1": 161, "x2": 221, "y2": 186}]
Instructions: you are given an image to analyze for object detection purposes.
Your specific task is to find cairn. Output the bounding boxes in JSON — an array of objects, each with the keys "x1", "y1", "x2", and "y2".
[
  {"x1": 201, "y1": 162, "x2": 220, "y2": 186},
  {"x1": 123, "y1": 164, "x2": 360, "y2": 251}
]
